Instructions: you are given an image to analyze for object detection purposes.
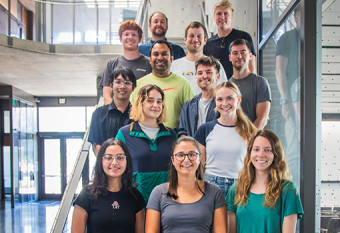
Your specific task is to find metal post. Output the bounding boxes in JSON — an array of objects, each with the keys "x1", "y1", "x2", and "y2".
[
  {"x1": 9, "y1": 97, "x2": 14, "y2": 208},
  {"x1": 8, "y1": 0, "x2": 11, "y2": 37},
  {"x1": 72, "y1": 2, "x2": 75, "y2": 44},
  {"x1": 299, "y1": 0, "x2": 322, "y2": 232}
]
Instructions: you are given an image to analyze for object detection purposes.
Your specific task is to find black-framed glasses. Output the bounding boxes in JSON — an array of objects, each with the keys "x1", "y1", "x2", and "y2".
[
  {"x1": 174, "y1": 152, "x2": 199, "y2": 162},
  {"x1": 113, "y1": 80, "x2": 133, "y2": 88},
  {"x1": 220, "y1": 37, "x2": 226, "y2": 48}
]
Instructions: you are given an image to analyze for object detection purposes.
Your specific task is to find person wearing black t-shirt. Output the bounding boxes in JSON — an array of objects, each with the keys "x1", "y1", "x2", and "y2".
[{"x1": 72, "y1": 138, "x2": 145, "y2": 233}]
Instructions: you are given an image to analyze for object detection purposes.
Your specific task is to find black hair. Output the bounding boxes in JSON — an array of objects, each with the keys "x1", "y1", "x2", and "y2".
[
  {"x1": 149, "y1": 39, "x2": 174, "y2": 57},
  {"x1": 87, "y1": 138, "x2": 135, "y2": 200},
  {"x1": 109, "y1": 66, "x2": 137, "y2": 87},
  {"x1": 229, "y1": 38, "x2": 252, "y2": 53}
]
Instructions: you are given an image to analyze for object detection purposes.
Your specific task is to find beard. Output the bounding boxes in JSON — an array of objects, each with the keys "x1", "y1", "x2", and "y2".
[{"x1": 152, "y1": 27, "x2": 167, "y2": 38}]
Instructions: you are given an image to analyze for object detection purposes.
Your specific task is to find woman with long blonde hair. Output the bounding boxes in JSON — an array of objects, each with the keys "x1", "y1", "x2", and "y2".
[
  {"x1": 226, "y1": 130, "x2": 303, "y2": 233},
  {"x1": 116, "y1": 84, "x2": 177, "y2": 204},
  {"x1": 194, "y1": 81, "x2": 257, "y2": 197}
]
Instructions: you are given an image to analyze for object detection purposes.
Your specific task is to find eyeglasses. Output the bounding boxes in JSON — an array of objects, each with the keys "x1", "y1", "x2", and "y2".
[
  {"x1": 220, "y1": 37, "x2": 225, "y2": 48},
  {"x1": 102, "y1": 154, "x2": 126, "y2": 163},
  {"x1": 113, "y1": 80, "x2": 133, "y2": 88},
  {"x1": 174, "y1": 152, "x2": 199, "y2": 162}
]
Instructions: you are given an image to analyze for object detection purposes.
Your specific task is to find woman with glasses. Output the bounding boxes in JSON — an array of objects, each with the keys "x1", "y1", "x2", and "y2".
[
  {"x1": 71, "y1": 138, "x2": 145, "y2": 233},
  {"x1": 226, "y1": 130, "x2": 303, "y2": 233},
  {"x1": 194, "y1": 81, "x2": 257, "y2": 197},
  {"x1": 145, "y1": 136, "x2": 227, "y2": 233},
  {"x1": 116, "y1": 84, "x2": 177, "y2": 204}
]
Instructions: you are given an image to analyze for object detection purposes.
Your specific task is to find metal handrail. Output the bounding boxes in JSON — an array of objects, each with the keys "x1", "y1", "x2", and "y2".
[
  {"x1": 50, "y1": 97, "x2": 104, "y2": 233},
  {"x1": 198, "y1": 1, "x2": 209, "y2": 35},
  {"x1": 267, "y1": 0, "x2": 295, "y2": 29},
  {"x1": 135, "y1": 0, "x2": 149, "y2": 44}
]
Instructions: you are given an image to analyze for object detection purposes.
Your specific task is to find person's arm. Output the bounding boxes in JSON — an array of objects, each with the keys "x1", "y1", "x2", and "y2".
[
  {"x1": 249, "y1": 55, "x2": 257, "y2": 74},
  {"x1": 275, "y1": 55, "x2": 294, "y2": 119},
  {"x1": 71, "y1": 205, "x2": 88, "y2": 233},
  {"x1": 92, "y1": 142, "x2": 101, "y2": 156},
  {"x1": 145, "y1": 209, "x2": 161, "y2": 233},
  {"x1": 253, "y1": 101, "x2": 271, "y2": 129},
  {"x1": 213, "y1": 206, "x2": 227, "y2": 233},
  {"x1": 135, "y1": 209, "x2": 145, "y2": 233},
  {"x1": 227, "y1": 211, "x2": 237, "y2": 233},
  {"x1": 282, "y1": 214, "x2": 298, "y2": 233},
  {"x1": 198, "y1": 142, "x2": 206, "y2": 165},
  {"x1": 103, "y1": 86, "x2": 113, "y2": 105},
  {"x1": 178, "y1": 102, "x2": 189, "y2": 137}
]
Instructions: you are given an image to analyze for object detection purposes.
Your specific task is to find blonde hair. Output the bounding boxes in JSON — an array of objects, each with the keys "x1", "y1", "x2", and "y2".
[
  {"x1": 130, "y1": 85, "x2": 167, "y2": 123},
  {"x1": 214, "y1": 0, "x2": 234, "y2": 14},
  {"x1": 214, "y1": 82, "x2": 257, "y2": 142},
  {"x1": 235, "y1": 130, "x2": 292, "y2": 209}
]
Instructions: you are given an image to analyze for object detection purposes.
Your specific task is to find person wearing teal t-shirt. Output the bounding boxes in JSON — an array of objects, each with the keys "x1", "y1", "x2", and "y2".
[{"x1": 226, "y1": 130, "x2": 303, "y2": 233}]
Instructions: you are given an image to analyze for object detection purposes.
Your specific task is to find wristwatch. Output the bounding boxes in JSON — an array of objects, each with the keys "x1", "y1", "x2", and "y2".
[{"x1": 280, "y1": 97, "x2": 292, "y2": 105}]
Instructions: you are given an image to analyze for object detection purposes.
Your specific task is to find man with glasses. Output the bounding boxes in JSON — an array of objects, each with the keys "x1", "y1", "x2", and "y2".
[
  {"x1": 229, "y1": 39, "x2": 271, "y2": 129},
  {"x1": 178, "y1": 56, "x2": 221, "y2": 137},
  {"x1": 89, "y1": 67, "x2": 136, "y2": 156},
  {"x1": 204, "y1": 0, "x2": 256, "y2": 79},
  {"x1": 99, "y1": 20, "x2": 152, "y2": 105},
  {"x1": 131, "y1": 39, "x2": 194, "y2": 129}
]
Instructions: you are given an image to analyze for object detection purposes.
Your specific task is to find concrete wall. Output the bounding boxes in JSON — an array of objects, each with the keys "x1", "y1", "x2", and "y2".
[{"x1": 147, "y1": 0, "x2": 202, "y2": 38}]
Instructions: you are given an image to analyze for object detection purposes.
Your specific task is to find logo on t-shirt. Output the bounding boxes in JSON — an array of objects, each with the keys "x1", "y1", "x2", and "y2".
[
  {"x1": 182, "y1": 71, "x2": 196, "y2": 76},
  {"x1": 111, "y1": 201, "x2": 120, "y2": 209},
  {"x1": 162, "y1": 87, "x2": 177, "y2": 92}
]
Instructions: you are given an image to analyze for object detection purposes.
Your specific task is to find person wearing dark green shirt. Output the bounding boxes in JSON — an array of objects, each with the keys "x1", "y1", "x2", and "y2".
[{"x1": 226, "y1": 130, "x2": 303, "y2": 233}]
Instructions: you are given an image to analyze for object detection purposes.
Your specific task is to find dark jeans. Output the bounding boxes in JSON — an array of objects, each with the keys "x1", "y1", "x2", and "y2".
[{"x1": 206, "y1": 174, "x2": 237, "y2": 198}]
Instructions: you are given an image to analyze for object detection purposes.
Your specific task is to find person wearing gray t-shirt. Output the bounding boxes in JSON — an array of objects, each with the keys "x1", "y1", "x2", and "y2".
[{"x1": 229, "y1": 39, "x2": 271, "y2": 129}]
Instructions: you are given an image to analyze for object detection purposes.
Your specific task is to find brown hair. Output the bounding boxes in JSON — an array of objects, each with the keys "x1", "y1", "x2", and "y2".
[
  {"x1": 195, "y1": 56, "x2": 221, "y2": 73},
  {"x1": 149, "y1": 11, "x2": 168, "y2": 24},
  {"x1": 130, "y1": 84, "x2": 167, "y2": 123},
  {"x1": 214, "y1": 81, "x2": 257, "y2": 142},
  {"x1": 229, "y1": 38, "x2": 252, "y2": 53},
  {"x1": 213, "y1": 0, "x2": 234, "y2": 14},
  {"x1": 235, "y1": 130, "x2": 292, "y2": 208},
  {"x1": 118, "y1": 20, "x2": 143, "y2": 39},
  {"x1": 184, "y1": 21, "x2": 208, "y2": 39}
]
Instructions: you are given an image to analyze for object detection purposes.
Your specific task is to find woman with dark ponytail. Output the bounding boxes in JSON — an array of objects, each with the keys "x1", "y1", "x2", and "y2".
[{"x1": 194, "y1": 81, "x2": 257, "y2": 197}]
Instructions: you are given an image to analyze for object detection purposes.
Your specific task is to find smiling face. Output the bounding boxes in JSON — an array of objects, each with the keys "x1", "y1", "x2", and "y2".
[
  {"x1": 215, "y1": 87, "x2": 241, "y2": 117},
  {"x1": 120, "y1": 29, "x2": 141, "y2": 51},
  {"x1": 150, "y1": 43, "x2": 173, "y2": 76},
  {"x1": 196, "y1": 64, "x2": 220, "y2": 91},
  {"x1": 185, "y1": 27, "x2": 207, "y2": 54},
  {"x1": 214, "y1": 7, "x2": 233, "y2": 31},
  {"x1": 112, "y1": 74, "x2": 134, "y2": 101},
  {"x1": 142, "y1": 89, "x2": 163, "y2": 120},
  {"x1": 172, "y1": 141, "x2": 200, "y2": 176},
  {"x1": 102, "y1": 145, "x2": 127, "y2": 180},
  {"x1": 149, "y1": 13, "x2": 168, "y2": 38},
  {"x1": 229, "y1": 44, "x2": 252, "y2": 71},
  {"x1": 250, "y1": 136, "x2": 274, "y2": 173}
]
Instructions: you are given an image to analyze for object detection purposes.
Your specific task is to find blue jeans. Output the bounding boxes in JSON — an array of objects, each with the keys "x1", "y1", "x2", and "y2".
[{"x1": 206, "y1": 174, "x2": 237, "y2": 198}]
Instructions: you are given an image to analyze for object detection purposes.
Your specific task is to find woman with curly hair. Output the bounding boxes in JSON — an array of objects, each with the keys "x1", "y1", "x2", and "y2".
[
  {"x1": 116, "y1": 84, "x2": 177, "y2": 204},
  {"x1": 71, "y1": 138, "x2": 145, "y2": 233},
  {"x1": 194, "y1": 81, "x2": 257, "y2": 197},
  {"x1": 226, "y1": 130, "x2": 303, "y2": 233}
]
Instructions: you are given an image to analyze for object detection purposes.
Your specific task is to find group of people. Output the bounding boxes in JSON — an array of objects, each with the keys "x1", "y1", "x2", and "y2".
[{"x1": 72, "y1": 0, "x2": 303, "y2": 232}]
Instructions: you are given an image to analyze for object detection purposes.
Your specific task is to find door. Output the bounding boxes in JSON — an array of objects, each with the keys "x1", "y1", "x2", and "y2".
[{"x1": 39, "y1": 134, "x2": 85, "y2": 200}]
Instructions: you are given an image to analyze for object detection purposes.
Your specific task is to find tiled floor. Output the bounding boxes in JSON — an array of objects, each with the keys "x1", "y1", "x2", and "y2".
[{"x1": 0, "y1": 197, "x2": 74, "y2": 233}]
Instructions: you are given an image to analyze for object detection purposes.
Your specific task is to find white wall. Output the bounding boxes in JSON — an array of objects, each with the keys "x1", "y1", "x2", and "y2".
[{"x1": 321, "y1": 121, "x2": 340, "y2": 207}]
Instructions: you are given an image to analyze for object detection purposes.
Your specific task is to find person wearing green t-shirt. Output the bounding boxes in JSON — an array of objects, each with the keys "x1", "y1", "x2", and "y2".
[
  {"x1": 226, "y1": 130, "x2": 303, "y2": 233},
  {"x1": 131, "y1": 39, "x2": 194, "y2": 129}
]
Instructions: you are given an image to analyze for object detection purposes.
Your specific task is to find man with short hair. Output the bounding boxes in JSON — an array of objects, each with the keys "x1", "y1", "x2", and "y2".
[
  {"x1": 171, "y1": 21, "x2": 227, "y2": 95},
  {"x1": 89, "y1": 67, "x2": 136, "y2": 155},
  {"x1": 204, "y1": 0, "x2": 257, "y2": 79},
  {"x1": 178, "y1": 56, "x2": 220, "y2": 137},
  {"x1": 138, "y1": 11, "x2": 186, "y2": 60},
  {"x1": 99, "y1": 20, "x2": 152, "y2": 105},
  {"x1": 229, "y1": 39, "x2": 271, "y2": 129},
  {"x1": 131, "y1": 39, "x2": 194, "y2": 128}
]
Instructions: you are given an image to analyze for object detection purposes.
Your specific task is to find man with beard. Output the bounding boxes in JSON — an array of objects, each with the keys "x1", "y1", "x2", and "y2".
[
  {"x1": 131, "y1": 39, "x2": 193, "y2": 128},
  {"x1": 99, "y1": 20, "x2": 152, "y2": 105},
  {"x1": 139, "y1": 12, "x2": 186, "y2": 60},
  {"x1": 178, "y1": 56, "x2": 221, "y2": 137},
  {"x1": 170, "y1": 21, "x2": 227, "y2": 95},
  {"x1": 229, "y1": 39, "x2": 271, "y2": 129},
  {"x1": 204, "y1": 0, "x2": 256, "y2": 79}
]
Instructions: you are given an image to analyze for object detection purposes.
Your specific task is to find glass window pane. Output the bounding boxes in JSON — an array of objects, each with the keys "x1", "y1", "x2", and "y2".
[
  {"x1": 261, "y1": 6, "x2": 300, "y2": 189},
  {"x1": 52, "y1": 5, "x2": 73, "y2": 44},
  {"x1": 75, "y1": 5, "x2": 96, "y2": 44},
  {"x1": 39, "y1": 107, "x2": 86, "y2": 132},
  {"x1": 13, "y1": 99, "x2": 20, "y2": 131},
  {"x1": 44, "y1": 139, "x2": 61, "y2": 194},
  {"x1": 66, "y1": 138, "x2": 83, "y2": 194},
  {"x1": 4, "y1": 111, "x2": 10, "y2": 133},
  {"x1": 261, "y1": 0, "x2": 297, "y2": 40}
]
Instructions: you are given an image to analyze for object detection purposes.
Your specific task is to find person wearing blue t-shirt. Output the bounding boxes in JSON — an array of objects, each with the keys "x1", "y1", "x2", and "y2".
[{"x1": 226, "y1": 130, "x2": 304, "y2": 233}]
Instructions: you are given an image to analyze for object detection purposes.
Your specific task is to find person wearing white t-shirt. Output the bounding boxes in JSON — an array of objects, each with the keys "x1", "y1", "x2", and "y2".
[{"x1": 171, "y1": 21, "x2": 227, "y2": 95}]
